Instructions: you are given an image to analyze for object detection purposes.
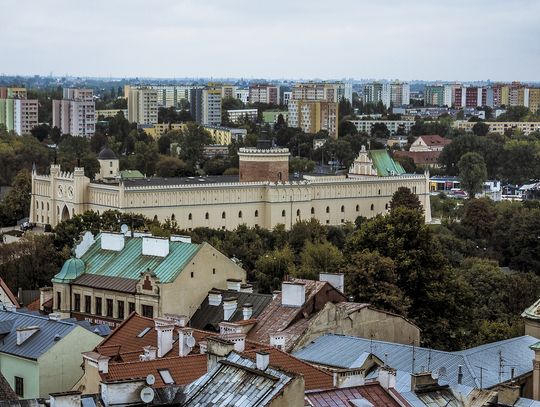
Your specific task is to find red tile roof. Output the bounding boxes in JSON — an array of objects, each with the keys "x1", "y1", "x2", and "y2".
[
  {"x1": 418, "y1": 135, "x2": 451, "y2": 146},
  {"x1": 243, "y1": 347, "x2": 333, "y2": 391},
  {"x1": 394, "y1": 150, "x2": 441, "y2": 165},
  {"x1": 305, "y1": 383, "x2": 405, "y2": 407}
]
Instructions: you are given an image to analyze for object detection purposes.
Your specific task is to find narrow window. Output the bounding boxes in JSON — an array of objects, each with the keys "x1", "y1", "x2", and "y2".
[
  {"x1": 238, "y1": 211, "x2": 242, "y2": 218},
  {"x1": 74, "y1": 294, "x2": 81, "y2": 312},
  {"x1": 255, "y1": 210, "x2": 259, "y2": 217},
  {"x1": 341, "y1": 205, "x2": 345, "y2": 213},
  {"x1": 106, "y1": 299, "x2": 113, "y2": 317},
  {"x1": 15, "y1": 377, "x2": 23, "y2": 398},
  {"x1": 171, "y1": 214, "x2": 175, "y2": 221},
  {"x1": 188, "y1": 213, "x2": 192, "y2": 220},
  {"x1": 222, "y1": 211, "x2": 226, "y2": 219},
  {"x1": 205, "y1": 212, "x2": 209, "y2": 219},
  {"x1": 326, "y1": 206, "x2": 330, "y2": 213},
  {"x1": 95, "y1": 297, "x2": 102, "y2": 315},
  {"x1": 128, "y1": 302, "x2": 136, "y2": 314},
  {"x1": 56, "y1": 292, "x2": 61, "y2": 310},
  {"x1": 296, "y1": 209, "x2": 300, "y2": 216},
  {"x1": 117, "y1": 301, "x2": 125, "y2": 319},
  {"x1": 356, "y1": 204, "x2": 359, "y2": 212},
  {"x1": 370, "y1": 204, "x2": 374, "y2": 211},
  {"x1": 142, "y1": 305, "x2": 153, "y2": 318},
  {"x1": 85, "y1": 295, "x2": 91, "y2": 314},
  {"x1": 311, "y1": 207, "x2": 315, "y2": 214},
  {"x1": 282, "y1": 210, "x2": 286, "y2": 217}
]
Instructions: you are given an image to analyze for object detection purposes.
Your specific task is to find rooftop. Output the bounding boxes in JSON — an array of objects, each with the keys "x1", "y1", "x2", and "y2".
[
  {"x1": 305, "y1": 383, "x2": 402, "y2": 407},
  {"x1": 369, "y1": 149, "x2": 406, "y2": 176},
  {"x1": 417, "y1": 135, "x2": 452, "y2": 146}
]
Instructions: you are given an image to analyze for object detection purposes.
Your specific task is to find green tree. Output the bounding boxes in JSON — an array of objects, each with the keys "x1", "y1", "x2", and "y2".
[
  {"x1": 155, "y1": 156, "x2": 191, "y2": 177},
  {"x1": 0, "y1": 169, "x2": 31, "y2": 225},
  {"x1": 254, "y1": 246, "x2": 295, "y2": 293},
  {"x1": 457, "y1": 152, "x2": 487, "y2": 198},
  {"x1": 178, "y1": 122, "x2": 212, "y2": 165},
  {"x1": 389, "y1": 187, "x2": 422, "y2": 212},
  {"x1": 472, "y1": 121, "x2": 489, "y2": 137},
  {"x1": 297, "y1": 241, "x2": 343, "y2": 280}
]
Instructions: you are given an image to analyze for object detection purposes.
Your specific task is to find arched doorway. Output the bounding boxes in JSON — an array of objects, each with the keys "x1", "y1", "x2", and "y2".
[{"x1": 61, "y1": 205, "x2": 70, "y2": 221}]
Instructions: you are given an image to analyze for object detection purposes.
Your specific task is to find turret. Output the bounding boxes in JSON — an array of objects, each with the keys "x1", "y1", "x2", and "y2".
[{"x1": 96, "y1": 147, "x2": 119, "y2": 180}]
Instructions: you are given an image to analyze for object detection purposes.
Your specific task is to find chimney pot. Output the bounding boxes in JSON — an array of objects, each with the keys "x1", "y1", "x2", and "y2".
[
  {"x1": 256, "y1": 351, "x2": 270, "y2": 371},
  {"x1": 223, "y1": 297, "x2": 238, "y2": 321},
  {"x1": 242, "y1": 303, "x2": 253, "y2": 320},
  {"x1": 208, "y1": 290, "x2": 222, "y2": 306},
  {"x1": 226, "y1": 279, "x2": 242, "y2": 292}
]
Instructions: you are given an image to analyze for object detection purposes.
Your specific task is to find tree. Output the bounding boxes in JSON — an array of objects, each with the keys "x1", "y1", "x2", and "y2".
[
  {"x1": 472, "y1": 121, "x2": 489, "y2": 137},
  {"x1": 389, "y1": 187, "x2": 422, "y2": 212},
  {"x1": 254, "y1": 246, "x2": 295, "y2": 293},
  {"x1": 177, "y1": 122, "x2": 212, "y2": 165},
  {"x1": 297, "y1": 241, "x2": 343, "y2": 280},
  {"x1": 157, "y1": 135, "x2": 172, "y2": 155},
  {"x1": 458, "y1": 152, "x2": 487, "y2": 198},
  {"x1": 155, "y1": 157, "x2": 190, "y2": 177},
  {"x1": 338, "y1": 120, "x2": 358, "y2": 138},
  {"x1": 371, "y1": 122, "x2": 390, "y2": 138},
  {"x1": 0, "y1": 169, "x2": 31, "y2": 225},
  {"x1": 30, "y1": 123, "x2": 51, "y2": 142}
]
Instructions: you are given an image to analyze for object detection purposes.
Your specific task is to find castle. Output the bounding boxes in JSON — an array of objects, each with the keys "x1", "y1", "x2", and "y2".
[{"x1": 30, "y1": 146, "x2": 431, "y2": 230}]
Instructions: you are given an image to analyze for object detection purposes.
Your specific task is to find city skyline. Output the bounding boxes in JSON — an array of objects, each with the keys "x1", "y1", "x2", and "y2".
[{"x1": 1, "y1": 0, "x2": 539, "y2": 81}]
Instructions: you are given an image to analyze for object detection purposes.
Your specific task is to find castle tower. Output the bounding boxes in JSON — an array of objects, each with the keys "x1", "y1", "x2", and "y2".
[
  {"x1": 96, "y1": 147, "x2": 119, "y2": 180},
  {"x1": 238, "y1": 143, "x2": 290, "y2": 183}
]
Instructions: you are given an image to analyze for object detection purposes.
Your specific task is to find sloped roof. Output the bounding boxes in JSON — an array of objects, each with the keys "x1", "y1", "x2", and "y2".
[
  {"x1": 73, "y1": 274, "x2": 138, "y2": 293},
  {"x1": 522, "y1": 297, "x2": 540, "y2": 321},
  {"x1": 294, "y1": 334, "x2": 538, "y2": 390},
  {"x1": 98, "y1": 147, "x2": 117, "y2": 160},
  {"x1": 305, "y1": 383, "x2": 403, "y2": 407},
  {"x1": 0, "y1": 371, "x2": 18, "y2": 401},
  {"x1": 369, "y1": 150, "x2": 406, "y2": 176},
  {"x1": 182, "y1": 352, "x2": 295, "y2": 406},
  {"x1": 189, "y1": 289, "x2": 273, "y2": 331},
  {"x1": 0, "y1": 278, "x2": 19, "y2": 308},
  {"x1": 394, "y1": 150, "x2": 441, "y2": 165},
  {"x1": 51, "y1": 257, "x2": 85, "y2": 283},
  {"x1": 77, "y1": 235, "x2": 202, "y2": 284},
  {"x1": 0, "y1": 310, "x2": 82, "y2": 360},
  {"x1": 417, "y1": 135, "x2": 452, "y2": 147}
]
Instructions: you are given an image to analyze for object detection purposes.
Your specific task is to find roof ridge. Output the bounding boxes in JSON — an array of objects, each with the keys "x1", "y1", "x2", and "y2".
[
  {"x1": 0, "y1": 310, "x2": 76, "y2": 327},
  {"x1": 110, "y1": 353, "x2": 205, "y2": 366}
]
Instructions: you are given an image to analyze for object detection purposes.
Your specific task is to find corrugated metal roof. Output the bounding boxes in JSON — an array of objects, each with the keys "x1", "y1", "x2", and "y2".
[
  {"x1": 0, "y1": 310, "x2": 80, "y2": 360},
  {"x1": 80, "y1": 235, "x2": 201, "y2": 283},
  {"x1": 293, "y1": 334, "x2": 538, "y2": 390},
  {"x1": 73, "y1": 273, "x2": 138, "y2": 293},
  {"x1": 369, "y1": 150, "x2": 405, "y2": 176}
]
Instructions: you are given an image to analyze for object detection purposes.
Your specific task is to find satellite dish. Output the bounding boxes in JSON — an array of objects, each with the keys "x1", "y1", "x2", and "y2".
[
  {"x1": 140, "y1": 387, "x2": 154, "y2": 404},
  {"x1": 120, "y1": 224, "x2": 129, "y2": 234},
  {"x1": 146, "y1": 374, "x2": 155, "y2": 385},
  {"x1": 186, "y1": 336, "x2": 196, "y2": 348}
]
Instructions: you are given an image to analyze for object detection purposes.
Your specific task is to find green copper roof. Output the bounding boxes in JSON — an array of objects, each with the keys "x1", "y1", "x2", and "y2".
[
  {"x1": 52, "y1": 257, "x2": 85, "y2": 283},
  {"x1": 369, "y1": 150, "x2": 405, "y2": 176},
  {"x1": 79, "y1": 235, "x2": 201, "y2": 283},
  {"x1": 530, "y1": 341, "x2": 540, "y2": 351}
]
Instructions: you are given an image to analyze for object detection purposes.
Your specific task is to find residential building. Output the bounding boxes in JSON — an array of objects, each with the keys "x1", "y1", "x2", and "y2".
[
  {"x1": 394, "y1": 150, "x2": 443, "y2": 169},
  {"x1": 0, "y1": 310, "x2": 102, "y2": 398},
  {"x1": 141, "y1": 123, "x2": 186, "y2": 139},
  {"x1": 305, "y1": 383, "x2": 404, "y2": 407},
  {"x1": 453, "y1": 120, "x2": 540, "y2": 135},
  {"x1": 95, "y1": 109, "x2": 128, "y2": 119},
  {"x1": 226, "y1": 108, "x2": 258, "y2": 123},
  {"x1": 410, "y1": 135, "x2": 451, "y2": 152},
  {"x1": 348, "y1": 119, "x2": 415, "y2": 136},
  {"x1": 0, "y1": 87, "x2": 27, "y2": 99},
  {"x1": 282, "y1": 91, "x2": 292, "y2": 105},
  {"x1": 203, "y1": 125, "x2": 247, "y2": 144},
  {"x1": 262, "y1": 110, "x2": 289, "y2": 126},
  {"x1": 220, "y1": 84, "x2": 236, "y2": 99},
  {"x1": 424, "y1": 85, "x2": 445, "y2": 106},
  {"x1": 51, "y1": 231, "x2": 246, "y2": 326},
  {"x1": 127, "y1": 87, "x2": 158, "y2": 125},
  {"x1": 291, "y1": 82, "x2": 352, "y2": 103},
  {"x1": 288, "y1": 99, "x2": 339, "y2": 138},
  {"x1": 363, "y1": 82, "x2": 410, "y2": 107},
  {"x1": 234, "y1": 88, "x2": 249, "y2": 104},
  {"x1": 0, "y1": 88, "x2": 38, "y2": 135},
  {"x1": 190, "y1": 85, "x2": 221, "y2": 126},
  {"x1": 248, "y1": 84, "x2": 280, "y2": 105},
  {"x1": 52, "y1": 88, "x2": 96, "y2": 137}
]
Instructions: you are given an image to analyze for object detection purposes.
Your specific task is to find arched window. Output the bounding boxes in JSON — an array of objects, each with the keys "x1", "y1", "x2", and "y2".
[
  {"x1": 47, "y1": 202, "x2": 49, "y2": 211},
  {"x1": 311, "y1": 207, "x2": 315, "y2": 214},
  {"x1": 370, "y1": 204, "x2": 374, "y2": 211},
  {"x1": 205, "y1": 212, "x2": 209, "y2": 220},
  {"x1": 356, "y1": 204, "x2": 359, "y2": 212},
  {"x1": 341, "y1": 205, "x2": 345, "y2": 213},
  {"x1": 171, "y1": 214, "x2": 176, "y2": 221},
  {"x1": 255, "y1": 210, "x2": 259, "y2": 217},
  {"x1": 378, "y1": 189, "x2": 381, "y2": 195},
  {"x1": 238, "y1": 211, "x2": 243, "y2": 218},
  {"x1": 296, "y1": 209, "x2": 300, "y2": 216},
  {"x1": 41, "y1": 201, "x2": 44, "y2": 210},
  {"x1": 222, "y1": 211, "x2": 226, "y2": 219},
  {"x1": 188, "y1": 213, "x2": 192, "y2": 220},
  {"x1": 282, "y1": 210, "x2": 286, "y2": 217},
  {"x1": 326, "y1": 206, "x2": 330, "y2": 213},
  {"x1": 385, "y1": 203, "x2": 389, "y2": 210}
]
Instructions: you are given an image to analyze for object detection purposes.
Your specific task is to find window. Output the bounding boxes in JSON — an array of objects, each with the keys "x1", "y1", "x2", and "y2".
[
  {"x1": 296, "y1": 209, "x2": 300, "y2": 217},
  {"x1": 356, "y1": 204, "x2": 359, "y2": 212},
  {"x1": 56, "y1": 291, "x2": 61, "y2": 310},
  {"x1": 95, "y1": 297, "x2": 102, "y2": 315},
  {"x1": 213, "y1": 268, "x2": 216, "y2": 275},
  {"x1": 281, "y1": 210, "x2": 286, "y2": 217},
  {"x1": 341, "y1": 205, "x2": 345, "y2": 213},
  {"x1": 171, "y1": 214, "x2": 175, "y2": 221},
  {"x1": 142, "y1": 305, "x2": 154, "y2": 318},
  {"x1": 255, "y1": 210, "x2": 259, "y2": 217},
  {"x1": 378, "y1": 189, "x2": 381, "y2": 195},
  {"x1": 106, "y1": 299, "x2": 113, "y2": 317},
  {"x1": 385, "y1": 203, "x2": 389, "y2": 210},
  {"x1": 118, "y1": 301, "x2": 125, "y2": 319},
  {"x1": 326, "y1": 206, "x2": 330, "y2": 213},
  {"x1": 74, "y1": 294, "x2": 81, "y2": 312},
  {"x1": 311, "y1": 207, "x2": 315, "y2": 214},
  {"x1": 188, "y1": 213, "x2": 192, "y2": 220},
  {"x1": 191, "y1": 272, "x2": 194, "y2": 278},
  {"x1": 238, "y1": 211, "x2": 242, "y2": 218},
  {"x1": 222, "y1": 211, "x2": 226, "y2": 219},
  {"x1": 158, "y1": 369, "x2": 175, "y2": 384},
  {"x1": 370, "y1": 204, "x2": 374, "y2": 211},
  {"x1": 85, "y1": 295, "x2": 91, "y2": 313},
  {"x1": 137, "y1": 327, "x2": 152, "y2": 338},
  {"x1": 205, "y1": 212, "x2": 209, "y2": 220},
  {"x1": 15, "y1": 376, "x2": 23, "y2": 397},
  {"x1": 128, "y1": 302, "x2": 135, "y2": 314}
]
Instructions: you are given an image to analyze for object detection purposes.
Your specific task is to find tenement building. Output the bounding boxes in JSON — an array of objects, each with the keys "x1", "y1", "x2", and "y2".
[{"x1": 30, "y1": 146, "x2": 431, "y2": 230}]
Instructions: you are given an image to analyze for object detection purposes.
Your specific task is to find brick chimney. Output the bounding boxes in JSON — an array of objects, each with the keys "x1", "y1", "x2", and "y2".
[{"x1": 411, "y1": 372, "x2": 438, "y2": 392}]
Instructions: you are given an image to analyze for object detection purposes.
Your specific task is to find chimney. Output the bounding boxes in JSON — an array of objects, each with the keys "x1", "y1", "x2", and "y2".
[
  {"x1": 242, "y1": 303, "x2": 253, "y2": 320},
  {"x1": 256, "y1": 351, "x2": 270, "y2": 371},
  {"x1": 140, "y1": 345, "x2": 157, "y2": 361},
  {"x1": 531, "y1": 342, "x2": 540, "y2": 400},
  {"x1": 457, "y1": 365, "x2": 463, "y2": 385},
  {"x1": 240, "y1": 284, "x2": 253, "y2": 293},
  {"x1": 206, "y1": 337, "x2": 234, "y2": 372},
  {"x1": 164, "y1": 314, "x2": 189, "y2": 327},
  {"x1": 170, "y1": 235, "x2": 192, "y2": 243},
  {"x1": 223, "y1": 297, "x2": 238, "y2": 321},
  {"x1": 155, "y1": 319, "x2": 174, "y2": 358},
  {"x1": 498, "y1": 384, "x2": 520, "y2": 406},
  {"x1": 178, "y1": 328, "x2": 195, "y2": 357},
  {"x1": 82, "y1": 352, "x2": 110, "y2": 375},
  {"x1": 101, "y1": 232, "x2": 125, "y2": 251},
  {"x1": 319, "y1": 272, "x2": 345, "y2": 294},
  {"x1": 208, "y1": 290, "x2": 222, "y2": 306},
  {"x1": 281, "y1": 282, "x2": 306, "y2": 307},
  {"x1": 100, "y1": 379, "x2": 147, "y2": 407},
  {"x1": 272, "y1": 290, "x2": 281, "y2": 300},
  {"x1": 16, "y1": 326, "x2": 40, "y2": 345},
  {"x1": 142, "y1": 236, "x2": 169, "y2": 257},
  {"x1": 4, "y1": 303, "x2": 16, "y2": 312},
  {"x1": 226, "y1": 279, "x2": 242, "y2": 292},
  {"x1": 411, "y1": 372, "x2": 437, "y2": 392},
  {"x1": 378, "y1": 366, "x2": 397, "y2": 390},
  {"x1": 50, "y1": 391, "x2": 82, "y2": 407}
]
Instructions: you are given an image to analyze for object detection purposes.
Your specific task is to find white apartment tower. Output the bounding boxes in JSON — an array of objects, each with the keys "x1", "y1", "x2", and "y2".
[
  {"x1": 128, "y1": 87, "x2": 158, "y2": 125},
  {"x1": 52, "y1": 88, "x2": 96, "y2": 137}
]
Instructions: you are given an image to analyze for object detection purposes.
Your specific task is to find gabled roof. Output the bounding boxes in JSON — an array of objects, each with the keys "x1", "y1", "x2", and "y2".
[
  {"x1": 294, "y1": 334, "x2": 538, "y2": 390},
  {"x1": 182, "y1": 352, "x2": 296, "y2": 406},
  {"x1": 394, "y1": 150, "x2": 441, "y2": 165},
  {"x1": 522, "y1": 297, "x2": 540, "y2": 321},
  {"x1": 369, "y1": 150, "x2": 406, "y2": 176},
  {"x1": 417, "y1": 135, "x2": 451, "y2": 147},
  {"x1": 75, "y1": 234, "x2": 202, "y2": 284},
  {"x1": 246, "y1": 279, "x2": 348, "y2": 348},
  {"x1": 0, "y1": 371, "x2": 18, "y2": 401},
  {"x1": 305, "y1": 382, "x2": 403, "y2": 407},
  {"x1": 0, "y1": 278, "x2": 19, "y2": 308},
  {"x1": 0, "y1": 310, "x2": 82, "y2": 360},
  {"x1": 189, "y1": 289, "x2": 272, "y2": 331}
]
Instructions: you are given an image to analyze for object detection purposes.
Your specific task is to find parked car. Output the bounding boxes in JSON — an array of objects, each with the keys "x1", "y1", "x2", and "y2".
[{"x1": 20, "y1": 221, "x2": 35, "y2": 231}]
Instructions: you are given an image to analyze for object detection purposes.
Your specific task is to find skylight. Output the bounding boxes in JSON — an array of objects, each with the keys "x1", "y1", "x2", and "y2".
[
  {"x1": 158, "y1": 369, "x2": 175, "y2": 384},
  {"x1": 137, "y1": 327, "x2": 151, "y2": 338}
]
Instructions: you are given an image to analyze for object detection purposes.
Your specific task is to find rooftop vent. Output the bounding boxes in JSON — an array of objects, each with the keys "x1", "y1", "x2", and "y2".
[
  {"x1": 142, "y1": 236, "x2": 169, "y2": 257},
  {"x1": 16, "y1": 326, "x2": 40, "y2": 345}
]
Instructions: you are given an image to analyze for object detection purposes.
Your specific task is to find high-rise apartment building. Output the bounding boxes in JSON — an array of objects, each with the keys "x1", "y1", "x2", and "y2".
[
  {"x1": 424, "y1": 85, "x2": 445, "y2": 106},
  {"x1": 52, "y1": 88, "x2": 96, "y2": 137},
  {"x1": 190, "y1": 85, "x2": 222, "y2": 126},
  {"x1": 0, "y1": 87, "x2": 38, "y2": 135},
  {"x1": 292, "y1": 82, "x2": 352, "y2": 103},
  {"x1": 363, "y1": 82, "x2": 409, "y2": 107},
  {"x1": 249, "y1": 84, "x2": 280, "y2": 105},
  {"x1": 288, "y1": 100, "x2": 339, "y2": 139},
  {"x1": 127, "y1": 87, "x2": 158, "y2": 125},
  {"x1": 362, "y1": 83, "x2": 383, "y2": 105}
]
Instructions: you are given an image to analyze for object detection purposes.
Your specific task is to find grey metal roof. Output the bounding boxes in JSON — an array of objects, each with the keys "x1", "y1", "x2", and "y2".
[
  {"x1": 182, "y1": 352, "x2": 294, "y2": 406},
  {"x1": 293, "y1": 334, "x2": 538, "y2": 390},
  {"x1": 73, "y1": 273, "x2": 138, "y2": 293},
  {"x1": 189, "y1": 289, "x2": 273, "y2": 331},
  {"x1": 0, "y1": 310, "x2": 80, "y2": 360},
  {"x1": 516, "y1": 398, "x2": 540, "y2": 407}
]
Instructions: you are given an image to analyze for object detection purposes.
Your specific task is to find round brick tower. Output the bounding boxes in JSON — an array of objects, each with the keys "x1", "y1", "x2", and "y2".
[{"x1": 238, "y1": 146, "x2": 290, "y2": 182}]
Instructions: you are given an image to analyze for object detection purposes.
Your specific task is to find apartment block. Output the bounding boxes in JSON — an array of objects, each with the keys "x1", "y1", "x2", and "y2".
[
  {"x1": 288, "y1": 100, "x2": 338, "y2": 139},
  {"x1": 453, "y1": 120, "x2": 540, "y2": 135},
  {"x1": 292, "y1": 81, "x2": 352, "y2": 103},
  {"x1": 226, "y1": 108, "x2": 258, "y2": 123},
  {"x1": 348, "y1": 119, "x2": 415, "y2": 136},
  {"x1": 0, "y1": 88, "x2": 38, "y2": 135},
  {"x1": 249, "y1": 84, "x2": 280, "y2": 105},
  {"x1": 363, "y1": 82, "x2": 409, "y2": 107},
  {"x1": 235, "y1": 88, "x2": 249, "y2": 104},
  {"x1": 127, "y1": 87, "x2": 158, "y2": 125},
  {"x1": 190, "y1": 85, "x2": 222, "y2": 126},
  {"x1": 52, "y1": 88, "x2": 96, "y2": 137}
]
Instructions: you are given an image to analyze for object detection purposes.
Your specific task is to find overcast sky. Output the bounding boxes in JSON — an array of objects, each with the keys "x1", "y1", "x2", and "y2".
[{"x1": 1, "y1": 0, "x2": 539, "y2": 81}]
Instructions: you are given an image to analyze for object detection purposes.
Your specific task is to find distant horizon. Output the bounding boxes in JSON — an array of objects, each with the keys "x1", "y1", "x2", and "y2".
[{"x1": 1, "y1": 0, "x2": 539, "y2": 81}]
